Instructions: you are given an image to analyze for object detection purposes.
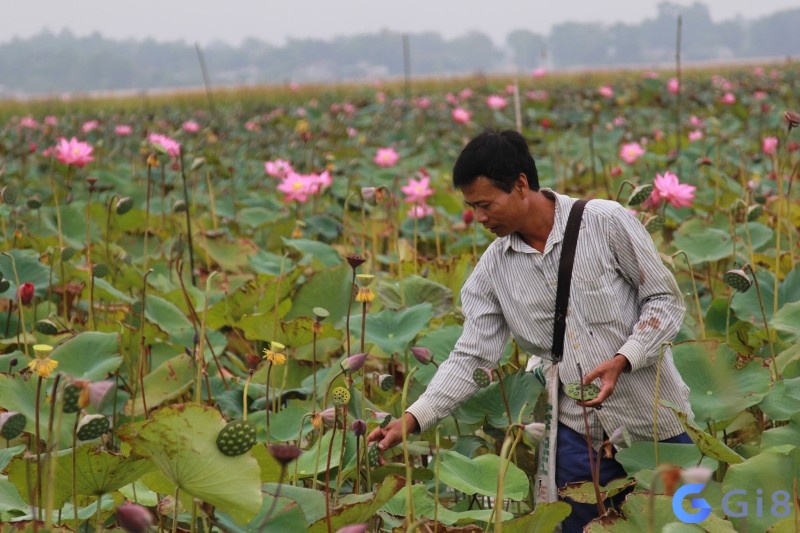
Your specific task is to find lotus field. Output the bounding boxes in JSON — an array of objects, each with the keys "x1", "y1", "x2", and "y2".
[{"x1": 1, "y1": 65, "x2": 800, "y2": 532}]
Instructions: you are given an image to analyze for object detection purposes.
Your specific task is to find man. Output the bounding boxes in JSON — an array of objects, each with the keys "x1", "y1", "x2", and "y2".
[{"x1": 368, "y1": 129, "x2": 693, "y2": 531}]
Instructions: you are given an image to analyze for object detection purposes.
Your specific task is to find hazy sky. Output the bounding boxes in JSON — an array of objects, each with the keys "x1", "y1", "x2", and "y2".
[{"x1": 3, "y1": 0, "x2": 798, "y2": 46}]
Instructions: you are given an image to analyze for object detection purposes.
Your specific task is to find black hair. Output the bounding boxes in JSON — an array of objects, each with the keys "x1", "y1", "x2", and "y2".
[{"x1": 452, "y1": 129, "x2": 539, "y2": 192}]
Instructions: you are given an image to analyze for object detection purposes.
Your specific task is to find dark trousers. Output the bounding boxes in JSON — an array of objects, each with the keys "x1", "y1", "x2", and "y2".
[{"x1": 556, "y1": 422, "x2": 692, "y2": 532}]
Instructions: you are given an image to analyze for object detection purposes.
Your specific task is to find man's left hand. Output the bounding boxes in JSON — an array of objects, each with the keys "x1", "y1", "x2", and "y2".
[{"x1": 577, "y1": 354, "x2": 630, "y2": 408}]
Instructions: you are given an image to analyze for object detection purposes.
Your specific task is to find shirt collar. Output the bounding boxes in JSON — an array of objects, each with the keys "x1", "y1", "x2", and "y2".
[{"x1": 499, "y1": 188, "x2": 575, "y2": 255}]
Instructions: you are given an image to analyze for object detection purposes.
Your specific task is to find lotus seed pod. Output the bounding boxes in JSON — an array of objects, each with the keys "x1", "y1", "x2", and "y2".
[
  {"x1": 0, "y1": 412, "x2": 27, "y2": 440},
  {"x1": 1, "y1": 186, "x2": 17, "y2": 205},
  {"x1": 563, "y1": 381, "x2": 601, "y2": 401},
  {"x1": 26, "y1": 195, "x2": 42, "y2": 209},
  {"x1": 215, "y1": 419, "x2": 257, "y2": 457},
  {"x1": 627, "y1": 184, "x2": 654, "y2": 207},
  {"x1": 378, "y1": 374, "x2": 395, "y2": 391},
  {"x1": 62, "y1": 383, "x2": 82, "y2": 413},
  {"x1": 34, "y1": 319, "x2": 59, "y2": 335},
  {"x1": 0, "y1": 279, "x2": 10, "y2": 293},
  {"x1": 312, "y1": 306, "x2": 330, "y2": 322},
  {"x1": 723, "y1": 269, "x2": 752, "y2": 292},
  {"x1": 115, "y1": 196, "x2": 134, "y2": 215},
  {"x1": 746, "y1": 204, "x2": 763, "y2": 222},
  {"x1": 644, "y1": 215, "x2": 664, "y2": 233},
  {"x1": 331, "y1": 386, "x2": 351, "y2": 406},
  {"x1": 367, "y1": 443, "x2": 381, "y2": 467},
  {"x1": 60, "y1": 247, "x2": 75, "y2": 262},
  {"x1": 472, "y1": 367, "x2": 493, "y2": 388},
  {"x1": 76, "y1": 414, "x2": 110, "y2": 441},
  {"x1": 92, "y1": 263, "x2": 110, "y2": 278},
  {"x1": 172, "y1": 200, "x2": 187, "y2": 213},
  {"x1": 729, "y1": 198, "x2": 747, "y2": 223}
]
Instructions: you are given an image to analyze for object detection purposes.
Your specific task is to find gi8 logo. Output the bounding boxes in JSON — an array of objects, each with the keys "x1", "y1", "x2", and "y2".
[{"x1": 672, "y1": 484, "x2": 792, "y2": 523}]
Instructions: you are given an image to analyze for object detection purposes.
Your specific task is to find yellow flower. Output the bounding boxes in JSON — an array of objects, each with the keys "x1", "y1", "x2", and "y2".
[
  {"x1": 355, "y1": 287, "x2": 374, "y2": 303},
  {"x1": 28, "y1": 358, "x2": 58, "y2": 378},
  {"x1": 263, "y1": 342, "x2": 287, "y2": 365}
]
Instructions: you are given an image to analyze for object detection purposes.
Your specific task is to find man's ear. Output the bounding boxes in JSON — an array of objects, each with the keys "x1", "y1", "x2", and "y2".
[{"x1": 516, "y1": 173, "x2": 529, "y2": 193}]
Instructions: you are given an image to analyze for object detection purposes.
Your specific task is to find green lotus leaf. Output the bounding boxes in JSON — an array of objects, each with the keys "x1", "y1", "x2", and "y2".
[
  {"x1": 0, "y1": 249, "x2": 53, "y2": 298},
  {"x1": 50, "y1": 331, "x2": 122, "y2": 381},
  {"x1": 128, "y1": 353, "x2": 194, "y2": 416},
  {"x1": 349, "y1": 303, "x2": 433, "y2": 356},
  {"x1": 0, "y1": 477, "x2": 27, "y2": 515},
  {"x1": 117, "y1": 403, "x2": 262, "y2": 525},
  {"x1": 282, "y1": 237, "x2": 343, "y2": 268},
  {"x1": 731, "y1": 265, "x2": 800, "y2": 324},
  {"x1": 722, "y1": 447, "x2": 800, "y2": 532},
  {"x1": 377, "y1": 275, "x2": 455, "y2": 318},
  {"x1": 0, "y1": 373, "x2": 77, "y2": 446},
  {"x1": 771, "y1": 300, "x2": 800, "y2": 339},
  {"x1": 758, "y1": 377, "x2": 800, "y2": 422},
  {"x1": 761, "y1": 412, "x2": 800, "y2": 449},
  {"x1": 559, "y1": 477, "x2": 636, "y2": 504},
  {"x1": 294, "y1": 430, "x2": 356, "y2": 478},
  {"x1": 501, "y1": 501, "x2": 573, "y2": 533},
  {"x1": 672, "y1": 340, "x2": 770, "y2": 423},
  {"x1": 457, "y1": 368, "x2": 543, "y2": 428},
  {"x1": 435, "y1": 448, "x2": 528, "y2": 501},
  {"x1": 615, "y1": 441, "x2": 717, "y2": 474},
  {"x1": 382, "y1": 483, "x2": 512, "y2": 526},
  {"x1": 286, "y1": 264, "x2": 352, "y2": 326},
  {"x1": 307, "y1": 474, "x2": 405, "y2": 532}
]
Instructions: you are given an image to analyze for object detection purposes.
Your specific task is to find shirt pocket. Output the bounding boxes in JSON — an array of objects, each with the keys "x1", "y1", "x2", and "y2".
[{"x1": 573, "y1": 275, "x2": 617, "y2": 325}]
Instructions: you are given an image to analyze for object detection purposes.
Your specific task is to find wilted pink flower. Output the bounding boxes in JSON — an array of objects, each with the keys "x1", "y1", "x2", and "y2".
[
  {"x1": 277, "y1": 172, "x2": 314, "y2": 203},
  {"x1": 401, "y1": 175, "x2": 434, "y2": 204},
  {"x1": 407, "y1": 204, "x2": 434, "y2": 219},
  {"x1": 762, "y1": 136, "x2": 779, "y2": 155},
  {"x1": 148, "y1": 133, "x2": 181, "y2": 158},
  {"x1": 532, "y1": 67, "x2": 547, "y2": 78},
  {"x1": 374, "y1": 147, "x2": 399, "y2": 167},
  {"x1": 667, "y1": 78, "x2": 680, "y2": 94},
  {"x1": 114, "y1": 125, "x2": 132, "y2": 136},
  {"x1": 486, "y1": 95, "x2": 507, "y2": 110},
  {"x1": 264, "y1": 159, "x2": 294, "y2": 179},
  {"x1": 645, "y1": 171, "x2": 696, "y2": 209},
  {"x1": 720, "y1": 92, "x2": 736, "y2": 105},
  {"x1": 182, "y1": 120, "x2": 200, "y2": 133},
  {"x1": 452, "y1": 107, "x2": 471, "y2": 124},
  {"x1": 81, "y1": 120, "x2": 99, "y2": 133},
  {"x1": 54, "y1": 137, "x2": 94, "y2": 167},
  {"x1": 619, "y1": 142, "x2": 645, "y2": 165},
  {"x1": 598, "y1": 85, "x2": 614, "y2": 98},
  {"x1": 688, "y1": 130, "x2": 703, "y2": 142}
]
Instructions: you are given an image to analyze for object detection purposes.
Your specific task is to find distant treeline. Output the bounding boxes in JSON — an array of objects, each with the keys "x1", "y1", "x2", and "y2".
[{"x1": 2, "y1": 1, "x2": 799, "y2": 96}]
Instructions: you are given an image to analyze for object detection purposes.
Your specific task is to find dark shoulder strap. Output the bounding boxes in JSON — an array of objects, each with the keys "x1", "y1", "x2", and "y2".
[{"x1": 551, "y1": 199, "x2": 588, "y2": 363}]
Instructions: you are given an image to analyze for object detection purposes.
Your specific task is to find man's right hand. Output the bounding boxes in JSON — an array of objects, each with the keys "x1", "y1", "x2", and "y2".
[{"x1": 367, "y1": 412, "x2": 419, "y2": 454}]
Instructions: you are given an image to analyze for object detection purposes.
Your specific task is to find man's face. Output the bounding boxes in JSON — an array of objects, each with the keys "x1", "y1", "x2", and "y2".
[{"x1": 461, "y1": 175, "x2": 526, "y2": 237}]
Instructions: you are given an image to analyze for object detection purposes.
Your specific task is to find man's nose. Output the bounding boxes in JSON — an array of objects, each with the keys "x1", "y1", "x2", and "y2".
[{"x1": 476, "y1": 209, "x2": 489, "y2": 223}]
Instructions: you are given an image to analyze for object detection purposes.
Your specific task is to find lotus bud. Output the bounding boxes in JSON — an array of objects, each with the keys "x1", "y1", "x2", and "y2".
[
  {"x1": 17, "y1": 282, "x2": 35, "y2": 306},
  {"x1": 522, "y1": 422, "x2": 546, "y2": 447},
  {"x1": 82, "y1": 380, "x2": 116, "y2": 411},
  {"x1": 351, "y1": 419, "x2": 367, "y2": 437},
  {"x1": 785, "y1": 110, "x2": 800, "y2": 131},
  {"x1": 361, "y1": 187, "x2": 378, "y2": 205},
  {"x1": 319, "y1": 407, "x2": 337, "y2": 427},
  {"x1": 340, "y1": 352, "x2": 367, "y2": 375},
  {"x1": 267, "y1": 443, "x2": 302, "y2": 467},
  {"x1": 410, "y1": 346, "x2": 433, "y2": 366},
  {"x1": 681, "y1": 465, "x2": 713, "y2": 485},
  {"x1": 472, "y1": 367, "x2": 494, "y2": 388},
  {"x1": 116, "y1": 501, "x2": 153, "y2": 533},
  {"x1": 608, "y1": 426, "x2": 631, "y2": 448},
  {"x1": 723, "y1": 268, "x2": 752, "y2": 292}
]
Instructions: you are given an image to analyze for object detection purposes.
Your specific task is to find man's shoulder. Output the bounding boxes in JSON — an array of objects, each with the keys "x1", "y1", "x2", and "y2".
[{"x1": 584, "y1": 197, "x2": 627, "y2": 217}]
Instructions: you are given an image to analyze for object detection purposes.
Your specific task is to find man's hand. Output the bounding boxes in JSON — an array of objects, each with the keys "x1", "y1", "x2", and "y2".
[
  {"x1": 367, "y1": 413, "x2": 418, "y2": 460},
  {"x1": 577, "y1": 354, "x2": 630, "y2": 408}
]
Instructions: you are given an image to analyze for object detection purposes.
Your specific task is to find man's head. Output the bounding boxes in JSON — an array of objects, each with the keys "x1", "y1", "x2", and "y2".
[{"x1": 452, "y1": 129, "x2": 539, "y2": 192}]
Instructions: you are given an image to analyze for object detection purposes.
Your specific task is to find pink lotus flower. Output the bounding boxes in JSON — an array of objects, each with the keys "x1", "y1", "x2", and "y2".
[
  {"x1": 762, "y1": 137, "x2": 779, "y2": 155},
  {"x1": 19, "y1": 116, "x2": 38, "y2": 129},
  {"x1": 264, "y1": 159, "x2": 294, "y2": 179},
  {"x1": 414, "y1": 97, "x2": 431, "y2": 110},
  {"x1": 720, "y1": 92, "x2": 736, "y2": 105},
  {"x1": 445, "y1": 92, "x2": 459, "y2": 105},
  {"x1": 598, "y1": 85, "x2": 614, "y2": 98},
  {"x1": 374, "y1": 147, "x2": 399, "y2": 168},
  {"x1": 401, "y1": 175, "x2": 434, "y2": 204},
  {"x1": 182, "y1": 120, "x2": 200, "y2": 133},
  {"x1": 44, "y1": 116, "x2": 58, "y2": 126},
  {"x1": 619, "y1": 142, "x2": 645, "y2": 165},
  {"x1": 277, "y1": 172, "x2": 314, "y2": 203},
  {"x1": 613, "y1": 116, "x2": 626, "y2": 127},
  {"x1": 459, "y1": 88, "x2": 473, "y2": 99},
  {"x1": 452, "y1": 107, "x2": 471, "y2": 124},
  {"x1": 532, "y1": 67, "x2": 547, "y2": 78},
  {"x1": 486, "y1": 95, "x2": 507, "y2": 110},
  {"x1": 54, "y1": 137, "x2": 94, "y2": 167},
  {"x1": 148, "y1": 133, "x2": 181, "y2": 158},
  {"x1": 753, "y1": 90, "x2": 768, "y2": 101},
  {"x1": 114, "y1": 125, "x2": 132, "y2": 136},
  {"x1": 407, "y1": 204, "x2": 434, "y2": 218},
  {"x1": 347, "y1": 127, "x2": 358, "y2": 138},
  {"x1": 667, "y1": 78, "x2": 680, "y2": 94},
  {"x1": 527, "y1": 90, "x2": 549, "y2": 101},
  {"x1": 81, "y1": 120, "x2": 99, "y2": 133},
  {"x1": 308, "y1": 170, "x2": 332, "y2": 194},
  {"x1": 244, "y1": 121, "x2": 260, "y2": 132},
  {"x1": 688, "y1": 130, "x2": 703, "y2": 142},
  {"x1": 688, "y1": 115, "x2": 704, "y2": 128},
  {"x1": 645, "y1": 171, "x2": 696, "y2": 208}
]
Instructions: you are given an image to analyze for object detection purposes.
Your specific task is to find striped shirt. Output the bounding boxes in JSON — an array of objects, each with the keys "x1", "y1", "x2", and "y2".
[{"x1": 407, "y1": 189, "x2": 693, "y2": 446}]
